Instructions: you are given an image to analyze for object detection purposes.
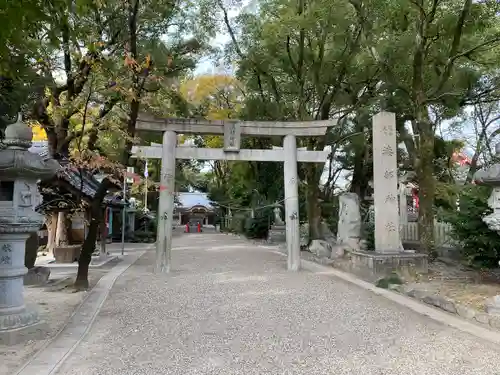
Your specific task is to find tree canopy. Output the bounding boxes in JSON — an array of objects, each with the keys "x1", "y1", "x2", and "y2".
[{"x1": 3, "y1": 0, "x2": 500, "y2": 260}]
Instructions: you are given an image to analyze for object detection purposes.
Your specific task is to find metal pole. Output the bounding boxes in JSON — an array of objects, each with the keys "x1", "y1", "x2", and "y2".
[
  {"x1": 121, "y1": 173, "x2": 126, "y2": 256},
  {"x1": 144, "y1": 176, "x2": 148, "y2": 210},
  {"x1": 144, "y1": 159, "x2": 148, "y2": 211}
]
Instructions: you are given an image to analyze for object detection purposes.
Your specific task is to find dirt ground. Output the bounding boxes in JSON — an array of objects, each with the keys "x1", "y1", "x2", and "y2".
[
  {"x1": 299, "y1": 250, "x2": 500, "y2": 312},
  {"x1": 408, "y1": 259, "x2": 500, "y2": 311},
  {"x1": 0, "y1": 270, "x2": 108, "y2": 375},
  {"x1": 337, "y1": 254, "x2": 500, "y2": 311}
]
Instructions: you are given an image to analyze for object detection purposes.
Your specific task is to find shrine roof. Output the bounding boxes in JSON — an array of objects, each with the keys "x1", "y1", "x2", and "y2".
[{"x1": 29, "y1": 141, "x2": 124, "y2": 207}]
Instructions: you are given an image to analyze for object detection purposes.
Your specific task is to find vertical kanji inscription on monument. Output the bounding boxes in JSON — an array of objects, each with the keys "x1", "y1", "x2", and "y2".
[{"x1": 372, "y1": 112, "x2": 401, "y2": 253}]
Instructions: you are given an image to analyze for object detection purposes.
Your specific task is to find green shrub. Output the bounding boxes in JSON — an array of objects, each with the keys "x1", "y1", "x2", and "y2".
[
  {"x1": 439, "y1": 185, "x2": 500, "y2": 268},
  {"x1": 229, "y1": 215, "x2": 247, "y2": 234},
  {"x1": 244, "y1": 216, "x2": 270, "y2": 239},
  {"x1": 376, "y1": 272, "x2": 403, "y2": 288},
  {"x1": 363, "y1": 221, "x2": 375, "y2": 251},
  {"x1": 130, "y1": 230, "x2": 155, "y2": 243}
]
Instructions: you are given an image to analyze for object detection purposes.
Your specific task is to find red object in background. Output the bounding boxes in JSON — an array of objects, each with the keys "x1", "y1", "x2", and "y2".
[
  {"x1": 197, "y1": 223, "x2": 201, "y2": 233},
  {"x1": 125, "y1": 171, "x2": 141, "y2": 184},
  {"x1": 451, "y1": 151, "x2": 472, "y2": 166},
  {"x1": 186, "y1": 223, "x2": 189, "y2": 233},
  {"x1": 412, "y1": 189, "x2": 419, "y2": 209}
]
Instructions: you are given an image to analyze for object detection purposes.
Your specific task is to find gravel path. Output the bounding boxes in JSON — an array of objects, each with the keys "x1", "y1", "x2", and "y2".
[{"x1": 55, "y1": 234, "x2": 500, "y2": 375}]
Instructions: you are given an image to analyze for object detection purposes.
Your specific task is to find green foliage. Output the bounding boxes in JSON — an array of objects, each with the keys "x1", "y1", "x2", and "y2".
[
  {"x1": 439, "y1": 185, "x2": 500, "y2": 268},
  {"x1": 128, "y1": 230, "x2": 156, "y2": 243},
  {"x1": 363, "y1": 221, "x2": 375, "y2": 251},
  {"x1": 243, "y1": 206, "x2": 273, "y2": 239},
  {"x1": 376, "y1": 272, "x2": 403, "y2": 289},
  {"x1": 244, "y1": 216, "x2": 270, "y2": 239},
  {"x1": 435, "y1": 182, "x2": 459, "y2": 211},
  {"x1": 228, "y1": 214, "x2": 248, "y2": 234}
]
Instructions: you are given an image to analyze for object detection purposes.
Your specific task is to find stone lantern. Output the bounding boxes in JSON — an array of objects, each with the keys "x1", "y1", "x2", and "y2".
[
  {"x1": 0, "y1": 114, "x2": 60, "y2": 344},
  {"x1": 473, "y1": 143, "x2": 500, "y2": 233},
  {"x1": 474, "y1": 142, "x2": 500, "y2": 315},
  {"x1": 268, "y1": 201, "x2": 286, "y2": 244}
]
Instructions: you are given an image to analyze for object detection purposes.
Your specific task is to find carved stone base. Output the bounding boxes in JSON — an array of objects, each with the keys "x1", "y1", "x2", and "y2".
[
  {"x1": 267, "y1": 225, "x2": 286, "y2": 243},
  {"x1": 348, "y1": 250, "x2": 428, "y2": 279},
  {"x1": 0, "y1": 307, "x2": 47, "y2": 345}
]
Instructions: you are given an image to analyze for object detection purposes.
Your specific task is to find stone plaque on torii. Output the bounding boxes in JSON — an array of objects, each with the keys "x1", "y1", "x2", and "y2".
[{"x1": 131, "y1": 114, "x2": 335, "y2": 273}]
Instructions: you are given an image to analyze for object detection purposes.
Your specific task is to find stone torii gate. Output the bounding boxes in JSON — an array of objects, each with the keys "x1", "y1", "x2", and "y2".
[{"x1": 131, "y1": 114, "x2": 335, "y2": 272}]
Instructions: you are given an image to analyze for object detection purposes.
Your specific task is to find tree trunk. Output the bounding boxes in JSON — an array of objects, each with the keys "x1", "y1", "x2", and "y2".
[
  {"x1": 415, "y1": 115, "x2": 437, "y2": 259},
  {"x1": 305, "y1": 164, "x2": 322, "y2": 242},
  {"x1": 45, "y1": 212, "x2": 58, "y2": 256},
  {"x1": 350, "y1": 144, "x2": 370, "y2": 201},
  {"x1": 65, "y1": 213, "x2": 74, "y2": 245},
  {"x1": 25, "y1": 232, "x2": 39, "y2": 269},
  {"x1": 55, "y1": 211, "x2": 68, "y2": 246},
  {"x1": 99, "y1": 209, "x2": 107, "y2": 259},
  {"x1": 75, "y1": 178, "x2": 112, "y2": 289}
]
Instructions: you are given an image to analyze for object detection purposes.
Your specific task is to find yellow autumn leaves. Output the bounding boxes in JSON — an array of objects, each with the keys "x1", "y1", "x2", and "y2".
[
  {"x1": 31, "y1": 124, "x2": 47, "y2": 141},
  {"x1": 180, "y1": 74, "x2": 243, "y2": 121}
]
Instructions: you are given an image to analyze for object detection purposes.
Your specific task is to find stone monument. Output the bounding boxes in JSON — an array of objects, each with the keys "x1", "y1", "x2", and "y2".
[
  {"x1": 274, "y1": 204, "x2": 284, "y2": 225},
  {"x1": 336, "y1": 193, "x2": 362, "y2": 251},
  {"x1": 473, "y1": 145, "x2": 500, "y2": 232},
  {"x1": 0, "y1": 114, "x2": 60, "y2": 344},
  {"x1": 268, "y1": 201, "x2": 286, "y2": 243},
  {"x1": 348, "y1": 112, "x2": 427, "y2": 276}
]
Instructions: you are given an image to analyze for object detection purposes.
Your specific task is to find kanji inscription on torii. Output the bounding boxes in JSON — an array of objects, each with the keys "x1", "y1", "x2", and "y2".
[{"x1": 223, "y1": 122, "x2": 241, "y2": 152}]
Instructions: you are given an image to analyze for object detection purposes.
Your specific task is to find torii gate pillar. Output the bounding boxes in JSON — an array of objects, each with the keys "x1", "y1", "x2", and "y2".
[
  {"x1": 283, "y1": 134, "x2": 300, "y2": 271},
  {"x1": 156, "y1": 130, "x2": 176, "y2": 273}
]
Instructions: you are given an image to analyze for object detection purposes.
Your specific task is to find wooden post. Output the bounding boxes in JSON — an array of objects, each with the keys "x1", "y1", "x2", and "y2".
[
  {"x1": 156, "y1": 130, "x2": 176, "y2": 273},
  {"x1": 283, "y1": 134, "x2": 300, "y2": 271}
]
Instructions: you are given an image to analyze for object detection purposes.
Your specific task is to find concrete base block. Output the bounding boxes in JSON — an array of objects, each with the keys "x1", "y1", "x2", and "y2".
[
  {"x1": 0, "y1": 307, "x2": 47, "y2": 345},
  {"x1": 349, "y1": 250, "x2": 428, "y2": 278},
  {"x1": 268, "y1": 225, "x2": 286, "y2": 244}
]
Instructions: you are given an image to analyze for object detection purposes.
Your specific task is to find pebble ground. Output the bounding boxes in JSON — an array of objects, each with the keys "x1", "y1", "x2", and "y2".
[{"x1": 55, "y1": 233, "x2": 500, "y2": 375}]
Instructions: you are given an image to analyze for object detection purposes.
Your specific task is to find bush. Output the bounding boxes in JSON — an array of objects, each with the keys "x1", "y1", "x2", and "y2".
[
  {"x1": 129, "y1": 230, "x2": 156, "y2": 243},
  {"x1": 244, "y1": 216, "x2": 270, "y2": 239},
  {"x1": 229, "y1": 215, "x2": 247, "y2": 234},
  {"x1": 439, "y1": 185, "x2": 500, "y2": 268},
  {"x1": 363, "y1": 221, "x2": 375, "y2": 251}
]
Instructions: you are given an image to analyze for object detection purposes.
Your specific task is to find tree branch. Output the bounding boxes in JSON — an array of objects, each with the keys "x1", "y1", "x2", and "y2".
[
  {"x1": 217, "y1": 0, "x2": 282, "y2": 104},
  {"x1": 429, "y1": 0, "x2": 472, "y2": 97}
]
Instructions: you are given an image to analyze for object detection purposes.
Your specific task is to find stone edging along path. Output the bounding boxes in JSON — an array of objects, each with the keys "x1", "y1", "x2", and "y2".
[
  {"x1": 14, "y1": 247, "x2": 151, "y2": 375},
  {"x1": 256, "y1": 243, "x2": 500, "y2": 346}
]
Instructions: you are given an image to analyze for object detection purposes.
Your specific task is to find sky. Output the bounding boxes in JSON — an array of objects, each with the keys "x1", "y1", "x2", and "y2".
[
  {"x1": 193, "y1": 32, "x2": 231, "y2": 76},
  {"x1": 178, "y1": 192, "x2": 212, "y2": 207}
]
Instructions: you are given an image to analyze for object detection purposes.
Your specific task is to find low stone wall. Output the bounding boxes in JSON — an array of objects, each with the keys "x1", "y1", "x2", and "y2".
[{"x1": 403, "y1": 242, "x2": 461, "y2": 260}]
